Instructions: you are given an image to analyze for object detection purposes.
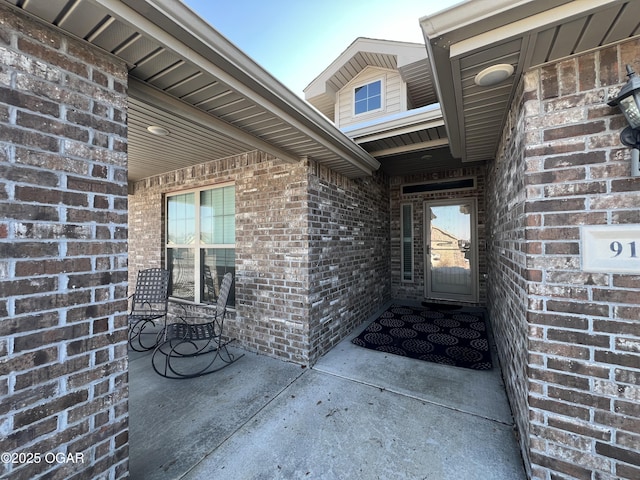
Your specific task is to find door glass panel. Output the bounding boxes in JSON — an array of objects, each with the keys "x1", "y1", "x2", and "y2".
[{"x1": 428, "y1": 203, "x2": 472, "y2": 297}]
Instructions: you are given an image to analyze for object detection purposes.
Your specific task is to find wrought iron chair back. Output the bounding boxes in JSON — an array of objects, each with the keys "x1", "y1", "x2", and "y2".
[
  {"x1": 215, "y1": 271, "x2": 232, "y2": 317},
  {"x1": 151, "y1": 272, "x2": 243, "y2": 379},
  {"x1": 202, "y1": 264, "x2": 218, "y2": 303},
  {"x1": 128, "y1": 268, "x2": 170, "y2": 352}
]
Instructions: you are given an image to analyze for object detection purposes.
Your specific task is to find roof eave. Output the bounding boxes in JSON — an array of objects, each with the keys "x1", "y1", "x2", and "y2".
[
  {"x1": 419, "y1": 0, "x2": 628, "y2": 163},
  {"x1": 423, "y1": 38, "x2": 463, "y2": 159},
  {"x1": 113, "y1": 0, "x2": 379, "y2": 177}
]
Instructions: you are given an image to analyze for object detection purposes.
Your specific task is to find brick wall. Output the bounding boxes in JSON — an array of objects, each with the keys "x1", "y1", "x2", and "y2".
[
  {"x1": 128, "y1": 189, "x2": 163, "y2": 275},
  {"x1": 486, "y1": 75, "x2": 531, "y2": 473},
  {"x1": 489, "y1": 38, "x2": 640, "y2": 480},
  {"x1": 129, "y1": 152, "x2": 391, "y2": 365},
  {"x1": 128, "y1": 151, "x2": 275, "y2": 356},
  {"x1": 391, "y1": 167, "x2": 487, "y2": 304},
  {"x1": 0, "y1": 4, "x2": 129, "y2": 479},
  {"x1": 235, "y1": 154, "x2": 311, "y2": 362},
  {"x1": 307, "y1": 161, "x2": 390, "y2": 362}
]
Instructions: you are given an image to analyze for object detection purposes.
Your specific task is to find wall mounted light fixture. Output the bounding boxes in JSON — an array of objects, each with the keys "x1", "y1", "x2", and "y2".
[{"x1": 608, "y1": 64, "x2": 640, "y2": 177}]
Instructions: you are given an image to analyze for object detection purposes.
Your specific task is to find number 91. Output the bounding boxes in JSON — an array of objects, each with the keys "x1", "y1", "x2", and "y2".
[{"x1": 610, "y1": 241, "x2": 638, "y2": 258}]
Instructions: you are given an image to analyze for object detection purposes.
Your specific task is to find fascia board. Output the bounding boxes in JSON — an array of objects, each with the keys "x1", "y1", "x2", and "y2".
[
  {"x1": 449, "y1": 0, "x2": 627, "y2": 58},
  {"x1": 423, "y1": 38, "x2": 462, "y2": 159},
  {"x1": 367, "y1": 138, "x2": 449, "y2": 158},
  {"x1": 420, "y1": 0, "x2": 562, "y2": 43},
  {"x1": 342, "y1": 105, "x2": 444, "y2": 141}
]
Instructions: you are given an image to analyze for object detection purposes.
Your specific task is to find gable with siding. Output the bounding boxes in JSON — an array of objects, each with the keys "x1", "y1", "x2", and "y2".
[{"x1": 336, "y1": 66, "x2": 405, "y2": 129}]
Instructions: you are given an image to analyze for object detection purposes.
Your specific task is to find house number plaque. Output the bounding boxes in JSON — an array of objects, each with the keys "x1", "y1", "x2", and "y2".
[{"x1": 581, "y1": 225, "x2": 640, "y2": 273}]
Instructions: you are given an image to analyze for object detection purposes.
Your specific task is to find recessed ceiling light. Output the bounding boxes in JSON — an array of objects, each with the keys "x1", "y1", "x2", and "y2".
[
  {"x1": 474, "y1": 64, "x2": 514, "y2": 87},
  {"x1": 147, "y1": 125, "x2": 170, "y2": 136}
]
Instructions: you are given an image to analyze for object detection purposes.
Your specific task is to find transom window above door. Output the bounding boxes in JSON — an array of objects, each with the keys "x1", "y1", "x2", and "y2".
[
  {"x1": 166, "y1": 184, "x2": 235, "y2": 306},
  {"x1": 354, "y1": 79, "x2": 382, "y2": 115}
]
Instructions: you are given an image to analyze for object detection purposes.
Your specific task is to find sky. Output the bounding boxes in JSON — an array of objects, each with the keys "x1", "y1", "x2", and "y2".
[{"x1": 182, "y1": 0, "x2": 462, "y2": 97}]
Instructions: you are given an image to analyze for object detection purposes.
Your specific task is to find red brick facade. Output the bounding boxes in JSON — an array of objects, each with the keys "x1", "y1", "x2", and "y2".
[
  {"x1": 128, "y1": 152, "x2": 390, "y2": 365},
  {"x1": 2, "y1": 3, "x2": 639, "y2": 479},
  {"x1": 0, "y1": 4, "x2": 129, "y2": 479},
  {"x1": 488, "y1": 38, "x2": 640, "y2": 480}
]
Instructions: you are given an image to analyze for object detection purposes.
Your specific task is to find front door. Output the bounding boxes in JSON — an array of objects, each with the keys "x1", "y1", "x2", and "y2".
[{"x1": 424, "y1": 199, "x2": 478, "y2": 302}]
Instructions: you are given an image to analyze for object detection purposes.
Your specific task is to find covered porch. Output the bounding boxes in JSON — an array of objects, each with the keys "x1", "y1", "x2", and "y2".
[
  {"x1": 4, "y1": 1, "x2": 639, "y2": 479},
  {"x1": 129, "y1": 301, "x2": 525, "y2": 480}
]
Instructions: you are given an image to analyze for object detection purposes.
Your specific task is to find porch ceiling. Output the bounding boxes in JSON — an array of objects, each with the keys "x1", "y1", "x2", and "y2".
[
  {"x1": 342, "y1": 104, "x2": 450, "y2": 174},
  {"x1": 6, "y1": 0, "x2": 380, "y2": 183},
  {"x1": 421, "y1": 0, "x2": 640, "y2": 163},
  {"x1": 375, "y1": 145, "x2": 471, "y2": 177}
]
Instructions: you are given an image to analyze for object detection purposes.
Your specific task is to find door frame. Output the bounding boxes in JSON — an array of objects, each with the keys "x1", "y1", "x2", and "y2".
[{"x1": 423, "y1": 198, "x2": 479, "y2": 303}]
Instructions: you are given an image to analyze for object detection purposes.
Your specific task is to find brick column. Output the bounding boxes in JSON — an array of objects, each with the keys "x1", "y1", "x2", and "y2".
[
  {"x1": 0, "y1": 4, "x2": 129, "y2": 479},
  {"x1": 307, "y1": 161, "x2": 390, "y2": 362},
  {"x1": 489, "y1": 37, "x2": 640, "y2": 480},
  {"x1": 524, "y1": 41, "x2": 640, "y2": 480},
  {"x1": 486, "y1": 76, "x2": 531, "y2": 473}
]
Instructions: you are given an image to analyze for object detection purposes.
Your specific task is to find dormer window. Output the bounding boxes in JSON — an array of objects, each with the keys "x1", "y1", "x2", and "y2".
[{"x1": 354, "y1": 79, "x2": 382, "y2": 115}]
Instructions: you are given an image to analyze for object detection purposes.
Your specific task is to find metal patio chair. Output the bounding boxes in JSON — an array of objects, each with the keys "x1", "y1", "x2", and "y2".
[
  {"x1": 151, "y1": 272, "x2": 243, "y2": 379},
  {"x1": 202, "y1": 264, "x2": 219, "y2": 303},
  {"x1": 128, "y1": 268, "x2": 170, "y2": 352}
]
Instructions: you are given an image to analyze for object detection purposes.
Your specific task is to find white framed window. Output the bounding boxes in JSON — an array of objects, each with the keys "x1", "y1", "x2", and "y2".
[
  {"x1": 165, "y1": 183, "x2": 235, "y2": 306},
  {"x1": 401, "y1": 203, "x2": 413, "y2": 282},
  {"x1": 354, "y1": 79, "x2": 383, "y2": 115}
]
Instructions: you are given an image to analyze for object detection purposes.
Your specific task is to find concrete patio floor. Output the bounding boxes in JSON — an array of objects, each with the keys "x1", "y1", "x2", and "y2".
[{"x1": 129, "y1": 302, "x2": 526, "y2": 479}]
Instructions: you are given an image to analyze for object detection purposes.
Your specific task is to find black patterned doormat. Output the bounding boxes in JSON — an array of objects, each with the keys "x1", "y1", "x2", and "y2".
[{"x1": 352, "y1": 304, "x2": 492, "y2": 370}]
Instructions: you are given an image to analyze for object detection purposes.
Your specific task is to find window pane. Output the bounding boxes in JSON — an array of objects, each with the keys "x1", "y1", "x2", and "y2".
[
  {"x1": 368, "y1": 95, "x2": 381, "y2": 111},
  {"x1": 354, "y1": 85, "x2": 367, "y2": 101},
  {"x1": 168, "y1": 248, "x2": 195, "y2": 301},
  {"x1": 167, "y1": 193, "x2": 195, "y2": 244},
  {"x1": 402, "y1": 204, "x2": 412, "y2": 281},
  {"x1": 403, "y1": 242, "x2": 412, "y2": 281},
  {"x1": 202, "y1": 248, "x2": 235, "y2": 306},
  {"x1": 167, "y1": 186, "x2": 235, "y2": 304},
  {"x1": 223, "y1": 215, "x2": 235, "y2": 243},
  {"x1": 211, "y1": 188, "x2": 224, "y2": 213},
  {"x1": 223, "y1": 186, "x2": 235, "y2": 214},
  {"x1": 354, "y1": 80, "x2": 382, "y2": 115},
  {"x1": 368, "y1": 80, "x2": 381, "y2": 96},
  {"x1": 201, "y1": 186, "x2": 235, "y2": 244},
  {"x1": 200, "y1": 189, "x2": 218, "y2": 243},
  {"x1": 213, "y1": 217, "x2": 225, "y2": 244},
  {"x1": 402, "y1": 204, "x2": 412, "y2": 237},
  {"x1": 355, "y1": 99, "x2": 367, "y2": 115},
  {"x1": 201, "y1": 215, "x2": 213, "y2": 244}
]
